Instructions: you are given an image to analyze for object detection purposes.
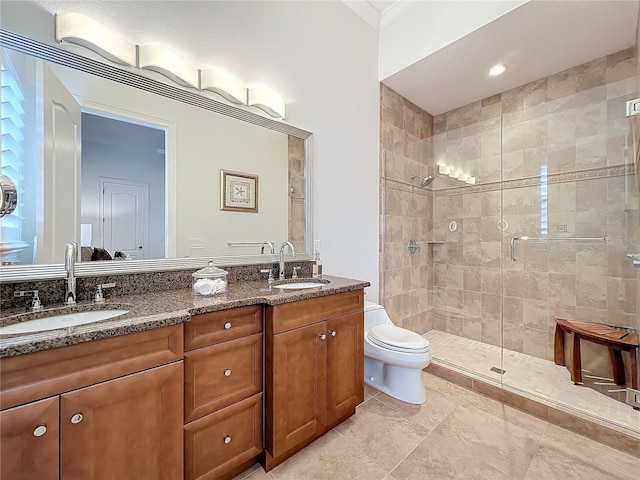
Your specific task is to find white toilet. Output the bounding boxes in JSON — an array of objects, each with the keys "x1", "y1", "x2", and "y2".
[{"x1": 364, "y1": 301, "x2": 432, "y2": 404}]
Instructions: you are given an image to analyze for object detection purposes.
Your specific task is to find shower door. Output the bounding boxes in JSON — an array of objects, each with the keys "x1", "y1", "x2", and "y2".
[{"x1": 499, "y1": 60, "x2": 640, "y2": 436}]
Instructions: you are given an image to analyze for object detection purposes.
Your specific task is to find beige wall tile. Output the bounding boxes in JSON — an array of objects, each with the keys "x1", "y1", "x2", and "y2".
[
  {"x1": 576, "y1": 275, "x2": 608, "y2": 309},
  {"x1": 503, "y1": 296, "x2": 523, "y2": 325},
  {"x1": 524, "y1": 299, "x2": 550, "y2": 330},
  {"x1": 548, "y1": 273, "x2": 577, "y2": 306}
]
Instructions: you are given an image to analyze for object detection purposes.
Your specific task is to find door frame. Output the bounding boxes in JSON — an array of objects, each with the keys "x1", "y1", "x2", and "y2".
[{"x1": 76, "y1": 100, "x2": 175, "y2": 258}]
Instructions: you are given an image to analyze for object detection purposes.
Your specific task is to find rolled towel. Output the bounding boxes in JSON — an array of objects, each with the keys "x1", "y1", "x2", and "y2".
[
  {"x1": 194, "y1": 278, "x2": 216, "y2": 295},
  {"x1": 212, "y1": 278, "x2": 226, "y2": 293}
]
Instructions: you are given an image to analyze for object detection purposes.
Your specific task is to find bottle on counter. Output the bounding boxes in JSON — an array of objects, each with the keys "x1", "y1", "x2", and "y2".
[{"x1": 313, "y1": 250, "x2": 323, "y2": 278}]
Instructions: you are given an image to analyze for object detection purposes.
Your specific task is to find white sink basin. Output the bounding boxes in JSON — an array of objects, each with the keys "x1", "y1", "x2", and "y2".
[
  {"x1": 0, "y1": 309, "x2": 129, "y2": 335},
  {"x1": 275, "y1": 282, "x2": 327, "y2": 290}
]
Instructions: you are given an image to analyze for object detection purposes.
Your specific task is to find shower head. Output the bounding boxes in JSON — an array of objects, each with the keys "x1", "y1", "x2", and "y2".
[{"x1": 411, "y1": 175, "x2": 435, "y2": 187}]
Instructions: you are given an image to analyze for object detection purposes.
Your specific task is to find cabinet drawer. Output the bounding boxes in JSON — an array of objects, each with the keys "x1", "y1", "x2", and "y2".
[
  {"x1": 184, "y1": 333, "x2": 262, "y2": 422},
  {"x1": 0, "y1": 325, "x2": 183, "y2": 410},
  {"x1": 184, "y1": 393, "x2": 262, "y2": 480},
  {"x1": 185, "y1": 305, "x2": 263, "y2": 350},
  {"x1": 268, "y1": 289, "x2": 364, "y2": 334}
]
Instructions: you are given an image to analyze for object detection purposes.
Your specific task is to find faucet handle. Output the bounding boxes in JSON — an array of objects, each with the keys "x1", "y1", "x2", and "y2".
[
  {"x1": 260, "y1": 269, "x2": 274, "y2": 285},
  {"x1": 13, "y1": 290, "x2": 44, "y2": 312},
  {"x1": 292, "y1": 267, "x2": 300, "y2": 279},
  {"x1": 94, "y1": 283, "x2": 116, "y2": 304},
  {"x1": 31, "y1": 291, "x2": 44, "y2": 312}
]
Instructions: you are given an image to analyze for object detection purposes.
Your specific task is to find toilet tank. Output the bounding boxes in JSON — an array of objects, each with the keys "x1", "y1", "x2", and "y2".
[{"x1": 364, "y1": 301, "x2": 394, "y2": 330}]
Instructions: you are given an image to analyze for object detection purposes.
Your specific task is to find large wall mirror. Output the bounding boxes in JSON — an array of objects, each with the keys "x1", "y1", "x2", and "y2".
[{"x1": 0, "y1": 30, "x2": 313, "y2": 282}]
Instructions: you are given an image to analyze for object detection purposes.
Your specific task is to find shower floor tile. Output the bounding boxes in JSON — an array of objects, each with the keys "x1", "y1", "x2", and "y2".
[{"x1": 423, "y1": 329, "x2": 640, "y2": 436}]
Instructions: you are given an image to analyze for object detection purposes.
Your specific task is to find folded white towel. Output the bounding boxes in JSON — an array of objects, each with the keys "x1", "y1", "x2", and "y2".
[
  {"x1": 194, "y1": 278, "x2": 215, "y2": 295},
  {"x1": 212, "y1": 278, "x2": 226, "y2": 293}
]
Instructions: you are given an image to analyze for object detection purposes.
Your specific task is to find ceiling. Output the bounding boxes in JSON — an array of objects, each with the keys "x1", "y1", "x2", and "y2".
[
  {"x1": 32, "y1": 1, "x2": 640, "y2": 117},
  {"x1": 375, "y1": 1, "x2": 640, "y2": 115}
]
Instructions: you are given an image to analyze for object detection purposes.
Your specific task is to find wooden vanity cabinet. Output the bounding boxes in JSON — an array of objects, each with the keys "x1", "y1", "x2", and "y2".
[
  {"x1": 263, "y1": 289, "x2": 364, "y2": 471},
  {"x1": 0, "y1": 325, "x2": 184, "y2": 480},
  {"x1": 0, "y1": 397, "x2": 59, "y2": 480},
  {"x1": 183, "y1": 305, "x2": 264, "y2": 480}
]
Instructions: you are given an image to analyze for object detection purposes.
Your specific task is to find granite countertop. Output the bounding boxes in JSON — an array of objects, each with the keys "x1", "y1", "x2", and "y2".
[{"x1": 0, "y1": 275, "x2": 370, "y2": 358}]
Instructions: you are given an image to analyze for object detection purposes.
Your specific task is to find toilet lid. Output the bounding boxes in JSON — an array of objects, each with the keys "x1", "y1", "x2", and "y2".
[{"x1": 367, "y1": 325, "x2": 431, "y2": 353}]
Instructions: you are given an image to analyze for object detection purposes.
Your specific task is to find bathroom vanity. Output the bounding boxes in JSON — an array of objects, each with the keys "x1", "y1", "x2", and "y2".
[{"x1": 0, "y1": 276, "x2": 368, "y2": 480}]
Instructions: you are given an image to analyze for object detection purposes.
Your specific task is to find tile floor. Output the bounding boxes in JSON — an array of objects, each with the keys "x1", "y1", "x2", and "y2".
[
  {"x1": 424, "y1": 330, "x2": 640, "y2": 436},
  {"x1": 233, "y1": 372, "x2": 640, "y2": 480}
]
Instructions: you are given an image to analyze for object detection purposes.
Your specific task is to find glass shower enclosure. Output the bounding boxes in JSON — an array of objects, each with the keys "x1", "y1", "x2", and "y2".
[{"x1": 381, "y1": 47, "x2": 640, "y2": 437}]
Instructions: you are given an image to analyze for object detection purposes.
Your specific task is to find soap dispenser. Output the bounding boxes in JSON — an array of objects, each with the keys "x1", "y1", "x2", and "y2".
[{"x1": 313, "y1": 250, "x2": 323, "y2": 278}]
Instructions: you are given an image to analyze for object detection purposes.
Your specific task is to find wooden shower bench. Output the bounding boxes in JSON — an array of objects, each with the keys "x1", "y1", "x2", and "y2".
[{"x1": 554, "y1": 317, "x2": 639, "y2": 390}]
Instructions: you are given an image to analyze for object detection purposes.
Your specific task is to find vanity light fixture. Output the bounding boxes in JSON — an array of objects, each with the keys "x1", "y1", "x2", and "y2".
[
  {"x1": 200, "y1": 68, "x2": 247, "y2": 105},
  {"x1": 138, "y1": 45, "x2": 199, "y2": 89},
  {"x1": 247, "y1": 87, "x2": 286, "y2": 119},
  {"x1": 53, "y1": 12, "x2": 287, "y2": 118},
  {"x1": 55, "y1": 12, "x2": 137, "y2": 66},
  {"x1": 489, "y1": 63, "x2": 506, "y2": 77},
  {"x1": 438, "y1": 164, "x2": 450, "y2": 175},
  {"x1": 437, "y1": 164, "x2": 475, "y2": 185}
]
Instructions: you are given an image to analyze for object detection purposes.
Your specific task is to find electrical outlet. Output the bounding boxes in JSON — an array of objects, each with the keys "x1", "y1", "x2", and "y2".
[
  {"x1": 626, "y1": 387, "x2": 640, "y2": 409},
  {"x1": 190, "y1": 238, "x2": 205, "y2": 249},
  {"x1": 556, "y1": 224, "x2": 568, "y2": 232}
]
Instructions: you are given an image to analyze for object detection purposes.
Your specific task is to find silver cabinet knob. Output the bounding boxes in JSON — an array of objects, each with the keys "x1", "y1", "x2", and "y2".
[
  {"x1": 224, "y1": 322, "x2": 232, "y2": 330},
  {"x1": 319, "y1": 334, "x2": 326, "y2": 340},
  {"x1": 224, "y1": 369, "x2": 232, "y2": 377},
  {"x1": 33, "y1": 425, "x2": 47, "y2": 437},
  {"x1": 70, "y1": 413, "x2": 83, "y2": 424},
  {"x1": 329, "y1": 330, "x2": 336, "y2": 337},
  {"x1": 224, "y1": 435, "x2": 232, "y2": 444}
]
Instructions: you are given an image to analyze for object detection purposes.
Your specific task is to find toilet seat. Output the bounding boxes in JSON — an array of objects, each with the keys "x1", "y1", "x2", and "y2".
[{"x1": 367, "y1": 325, "x2": 431, "y2": 354}]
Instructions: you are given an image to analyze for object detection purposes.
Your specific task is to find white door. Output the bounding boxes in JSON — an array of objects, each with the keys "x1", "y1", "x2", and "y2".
[
  {"x1": 100, "y1": 178, "x2": 148, "y2": 260},
  {"x1": 39, "y1": 63, "x2": 81, "y2": 263}
]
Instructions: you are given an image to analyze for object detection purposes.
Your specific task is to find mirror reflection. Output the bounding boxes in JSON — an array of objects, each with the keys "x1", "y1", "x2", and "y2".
[{"x1": 0, "y1": 46, "x2": 307, "y2": 266}]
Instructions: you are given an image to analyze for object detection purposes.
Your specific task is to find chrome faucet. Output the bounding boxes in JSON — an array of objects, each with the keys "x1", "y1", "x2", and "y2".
[
  {"x1": 64, "y1": 242, "x2": 78, "y2": 305},
  {"x1": 279, "y1": 241, "x2": 295, "y2": 280},
  {"x1": 260, "y1": 241, "x2": 275, "y2": 254}
]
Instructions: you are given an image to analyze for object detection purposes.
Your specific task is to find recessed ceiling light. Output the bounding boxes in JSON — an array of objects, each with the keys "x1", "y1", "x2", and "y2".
[{"x1": 489, "y1": 63, "x2": 506, "y2": 76}]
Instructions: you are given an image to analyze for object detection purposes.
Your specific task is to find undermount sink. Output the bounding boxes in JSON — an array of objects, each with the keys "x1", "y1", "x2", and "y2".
[
  {"x1": 275, "y1": 282, "x2": 327, "y2": 290},
  {"x1": 0, "y1": 309, "x2": 130, "y2": 335}
]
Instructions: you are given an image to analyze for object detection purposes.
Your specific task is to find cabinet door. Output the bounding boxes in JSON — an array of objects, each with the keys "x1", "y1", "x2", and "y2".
[
  {"x1": 267, "y1": 321, "x2": 326, "y2": 457},
  {"x1": 326, "y1": 312, "x2": 364, "y2": 426},
  {"x1": 0, "y1": 396, "x2": 59, "y2": 480},
  {"x1": 60, "y1": 362, "x2": 183, "y2": 480}
]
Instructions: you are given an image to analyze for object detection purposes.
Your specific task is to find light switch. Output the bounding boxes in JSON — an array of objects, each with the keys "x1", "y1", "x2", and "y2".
[{"x1": 190, "y1": 238, "x2": 205, "y2": 249}]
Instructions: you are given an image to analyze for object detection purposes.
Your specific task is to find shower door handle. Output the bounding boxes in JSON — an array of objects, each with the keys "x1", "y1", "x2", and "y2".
[{"x1": 626, "y1": 253, "x2": 640, "y2": 267}]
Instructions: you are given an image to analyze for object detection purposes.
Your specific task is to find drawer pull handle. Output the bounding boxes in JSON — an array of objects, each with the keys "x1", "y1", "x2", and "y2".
[
  {"x1": 224, "y1": 322, "x2": 232, "y2": 329},
  {"x1": 224, "y1": 435, "x2": 232, "y2": 444},
  {"x1": 70, "y1": 413, "x2": 83, "y2": 424},
  {"x1": 224, "y1": 369, "x2": 232, "y2": 377},
  {"x1": 33, "y1": 425, "x2": 47, "y2": 437},
  {"x1": 329, "y1": 330, "x2": 337, "y2": 337},
  {"x1": 319, "y1": 334, "x2": 326, "y2": 340}
]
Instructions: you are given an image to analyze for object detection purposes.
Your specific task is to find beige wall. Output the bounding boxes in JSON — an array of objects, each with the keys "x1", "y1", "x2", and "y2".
[
  {"x1": 380, "y1": 48, "x2": 640, "y2": 375},
  {"x1": 380, "y1": 84, "x2": 434, "y2": 332}
]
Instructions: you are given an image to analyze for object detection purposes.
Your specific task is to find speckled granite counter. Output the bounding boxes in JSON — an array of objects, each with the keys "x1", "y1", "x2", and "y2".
[{"x1": 0, "y1": 275, "x2": 369, "y2": 358}]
